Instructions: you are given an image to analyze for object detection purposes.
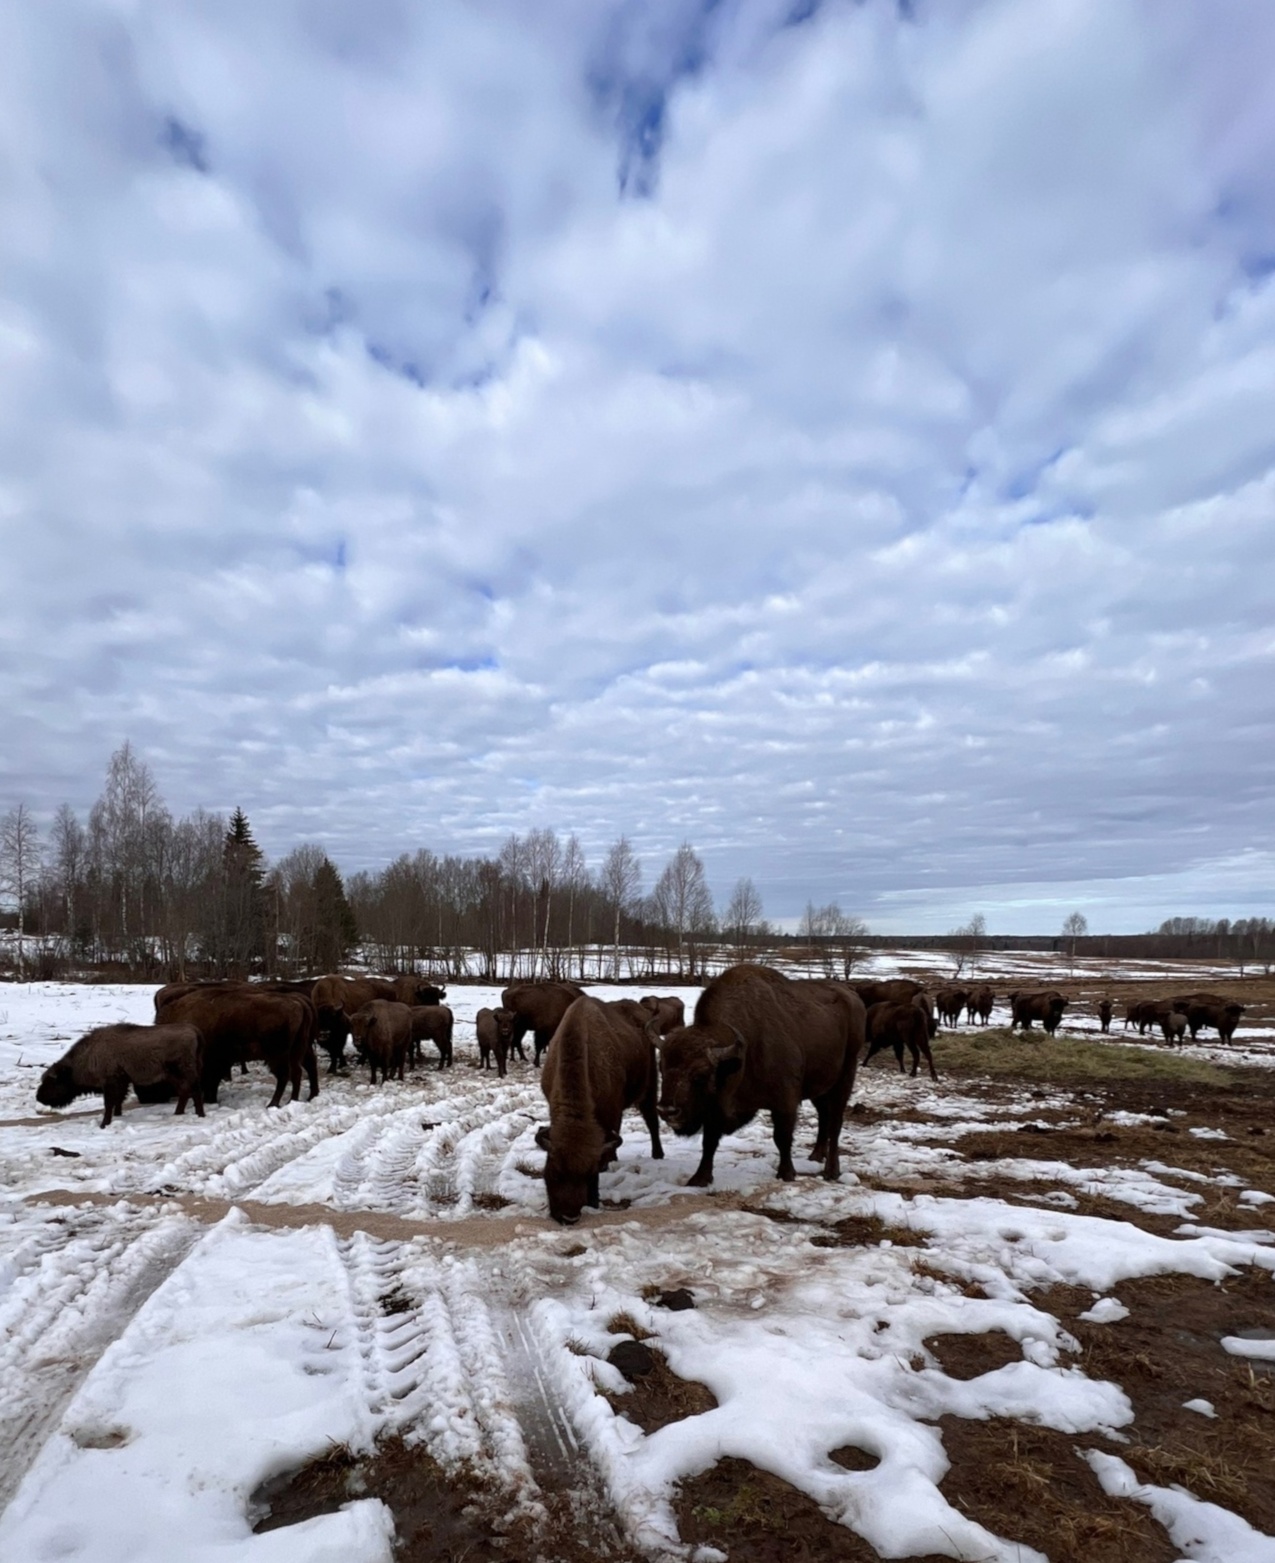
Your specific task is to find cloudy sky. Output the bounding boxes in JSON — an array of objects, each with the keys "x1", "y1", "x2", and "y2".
[{"x1": 3, "y1": 0, "x2": 1274, "y2": 932}]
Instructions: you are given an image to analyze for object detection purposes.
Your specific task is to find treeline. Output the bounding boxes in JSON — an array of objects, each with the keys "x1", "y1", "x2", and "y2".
[{"x1": 1, "y1": 743, "x2": 870, "y2": 982}]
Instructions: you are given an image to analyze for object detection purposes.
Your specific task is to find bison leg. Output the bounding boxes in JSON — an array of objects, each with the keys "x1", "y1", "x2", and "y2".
[
  {"x1": 100, "y1": 1078, "x2": 127, "y2": 1128},
  {"x1": 686, "y1": 1125, "x2": 722, "y2": 1187},
  {"x1": 305, "y1": 1044, "x2": 319, "y2": 1100},
  {"x1": 639, "y1": 1092, "x2": 665, "y2": 1160},
  {"x1": 192, "y1": 1080, "x2": 205, "y2": 1117},
  {"x1": 266, "y1": 1070, "x2": 288, "y2": 1109},
  {"x1": 533, "y1": 1027, "x2": 553, "y2": 1067},
  {"x1": 495, "y1": 1041, "x2": 507, "y2": 1078},
  {"x1": 771, "y1": 1108, "x2": 798, "y2": 1182}
]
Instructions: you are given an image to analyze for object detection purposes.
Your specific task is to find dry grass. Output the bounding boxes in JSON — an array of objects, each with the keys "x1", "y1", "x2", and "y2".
[{"x1": 935, "y1": 1028, "x2": 1233, "y2": 1085}]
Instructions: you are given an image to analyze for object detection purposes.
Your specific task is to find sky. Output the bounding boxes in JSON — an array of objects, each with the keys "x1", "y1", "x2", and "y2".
[{"x1": 2, "y1": 0, "x2": 1274, "y2": 934}]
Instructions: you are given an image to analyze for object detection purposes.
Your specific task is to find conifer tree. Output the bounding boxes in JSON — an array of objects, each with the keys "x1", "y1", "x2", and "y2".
[
  {"x1": 313, "y1": 857, "x2": 357, "y2": 971},
  {"x1": 221, "y1": 807, "x2": 266, "y2": 973}
]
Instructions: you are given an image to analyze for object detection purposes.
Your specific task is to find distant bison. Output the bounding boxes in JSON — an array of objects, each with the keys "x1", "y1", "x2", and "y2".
[
  {"x1": 1182, "y1": 1000, "x2": 1245, "y2": 1044},
  {"x1": 969, "y1": 987, "x2": 995, "y2": 1026},
  {"x1": 475, "y1": 1007, "x2": 517, "y2": 1076},
  {"x1": 852, "y1": 978, "x2": 923, "y2": 1008},
  {"x1": 408, "y1": 1004, "x2": 454, "y2": 1070},
  {"x1": 536, "y1": 997, "x2": 664, "y2": 1225},
  {"x1": 393, "y1": 975, "x2": 447, "y2": 1009},
  {"x1": 1010, "y1": 990, "x2": 1068, "y2": 1036},
  {"x1": 349, "y1": 1001, "x2": 411, "y2": 1084},
  {"x1": 639, "y1": 995, "x2": 686, "y2": 1035},
  {"x1": 657, "y1": 965, "x2": 863, "y2": 1187},
  {"x1": 1161, "y1": 1009, "x2": 1188, "y2": 1045},
  {"x1": 1097, "y1": 998, "x2": 1113, "y2": 1034},
  {"x1": 934, "y1": 987, "x2": 969, "y2": 1028},
  {"x1": 864, "y1": 1001, "x2": 938, "y2": 1081},
  {"x1": 502, "y1": 981, "x2": 587, "y2": 1065},
  {"x1": 37, "y1": 1023, "x2": 205, "y2": 1128},
  {"x1": 156, "y1": 988, "x2": 318, "y2": 1107}
]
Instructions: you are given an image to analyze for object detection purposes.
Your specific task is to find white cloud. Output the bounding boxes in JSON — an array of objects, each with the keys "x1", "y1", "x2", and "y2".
[{"x1": 1, "y1": 0, "x2": 1273, "y2": 930}]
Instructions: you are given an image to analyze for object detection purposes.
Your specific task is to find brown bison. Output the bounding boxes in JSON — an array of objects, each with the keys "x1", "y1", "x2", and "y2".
[
  {"x1": 156, "y1": 988, "x2": 318, "y2": 1107},
  {"x1": 969, "y1": 986, "x2": 995, "y2": 1025},
  {"x1": 1097, "y1": 998, "x2": 1113, "y2": 1034},
  {"x1": 657, "y1": 965, "x2": 863, "y2": 1187},
  {"x1": 639, "y1": 995, "x2": 686, "y2": 1035},
  {"x1": 1161, "y1": 1009, "x2": 1188, "y2": 1045},
  {"x1": 1010, "y1": 990, "x2": 1068, "y2": 1035},
  {"x1": 393, "y1": 974, "x2": 447, "y2": 1008},
  {"x1": 912, "y1": 990, "x2": 938, "y2": 1039},
  {"x1": 853, "y1": 978, "x2": 923, "y2": 1008},
  {"x1": 1182, "y1": 1000, "x2": 1245, "y2": 1043},
  {"x1": 408, "y1": 1004, "x2": 454, "y2": 1069},
  {"x1": 311, "y1": 975, "x2": 398, "y2": 1074},
  {"x1": 934, "y1": 986, "x2": 969, "y2": 1028},
  {"x1": 535, "y1": 997, "x2": 664, "y2": 1225},
  {"x1": 349, "y1": 1001, "x2": 411, "y2": 1083},
  {"x1": 502, "y1": 981, "x2": 587, "y2": 1065},
  {"x1": 475, "y1": 1007, "x2": 517, "y2": 1076},
  {"x1": 864, "y1": 1001, "x2": 938, "y2": 1081},
  {"x1": 37, "y1": 1023, "x2": 205, "y2": 1128}
]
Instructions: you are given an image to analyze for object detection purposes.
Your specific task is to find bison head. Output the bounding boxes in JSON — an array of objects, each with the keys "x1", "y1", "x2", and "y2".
[
  {"x1": 656, "y1": 1026, "x2": 746, "y2": 1137},
  {"x1": 493, "y1": 1007, "x2": 516, "y2": 1043},
  {"x1": 534, "y1": 1123, "x2": 621, "y2": 1225},
  {"x1": 36, "y1": 1063, "x2": 77, "y2": 1108}
]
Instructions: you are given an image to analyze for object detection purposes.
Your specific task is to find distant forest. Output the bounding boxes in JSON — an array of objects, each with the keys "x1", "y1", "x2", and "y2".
[{"x1": 1, "y1": 744, "x2": 1271, "y2": 980}]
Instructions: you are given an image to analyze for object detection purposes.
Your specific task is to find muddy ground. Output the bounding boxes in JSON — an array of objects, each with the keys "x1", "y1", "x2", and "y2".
[{"x1": 246, "y1": 1041, "x2": 1275, "y2": 1562}]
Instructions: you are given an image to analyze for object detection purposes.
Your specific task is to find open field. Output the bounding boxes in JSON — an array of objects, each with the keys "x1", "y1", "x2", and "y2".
[{"x1": 1, "y1": 973, "x2": 1273, "y2": 1561}]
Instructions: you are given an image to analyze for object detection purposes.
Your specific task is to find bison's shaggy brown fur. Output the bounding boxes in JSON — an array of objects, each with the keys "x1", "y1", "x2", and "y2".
[
  {"x1": 865, "y1": 1001, "x2": 939, "y2": 1081},
  {"x1": 37, "y1": 1023, "x2": 205, "y2": 1128},
  {"x1": 969, "y1": 986, "x2": 995, "y2": 1025},
  {"x1": 657, "y1": 965, "x2": 863, "y2": 1188},
  {"x1": 349, "y1": 1001, "x2": 412, "y2": 1084},
  {"x1": 475, "y1": 1007, "x2": 516, "y2": 1076},
  {"x1": 502, "y1": 980, "x2": 587, "y2": 1065},
  {"x1": 1009, "y1": 990, "x2": 1069, "y2": 1035},
  {"x1": 156, "y1": 989, "x2": 318, "y2": 1108},
  {"x1": 639, "y1": 995, "x2": 685, "y2": 1035},
  {"x1": 393, "y1": 975, "x2": 447, "y2": 1009},
  {"x1": 536, "y1": 997, "x2": 664, "y2": 1225},
  {"x1": 934, "y1": 986, "x2": 970, "y2": 1027},
  {"x1": 852, "y1": 977, "x2": 923, "y2": 1009},
  {"x1": 407, "y1": 1005, "x2": 454, "y2": 1070}
]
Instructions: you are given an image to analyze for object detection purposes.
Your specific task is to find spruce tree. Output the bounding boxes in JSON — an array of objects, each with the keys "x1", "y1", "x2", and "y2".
[
  {"x1": 313, "y1": 857, "x2": 357, "y2": 971},
  {"x1": 222, "y1": 808, "x2": 266, "y2": 974}
]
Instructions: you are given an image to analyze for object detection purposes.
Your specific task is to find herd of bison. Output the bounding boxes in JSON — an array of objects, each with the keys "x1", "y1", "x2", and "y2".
[{"x1": 33, "y1": 969, "x2": 1249, "y2": 1226}]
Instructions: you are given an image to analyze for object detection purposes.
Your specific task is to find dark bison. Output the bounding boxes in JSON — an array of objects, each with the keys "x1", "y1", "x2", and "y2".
[
  {"x1": 1097, "y1": 998, "x2": 1113, "y2": 1034},
  {"x1": 475, "y1": 1007, "x2": 517, "y2": 1076},
  {"x1": 912, "y1": 990, "x2": 938, "y2": 1039},
  {"x1": 657, "y1": 965, "x2": 864, "y2": 1187},
  {"x1": 502, "y1": 981, "x2": 587, "y2": 1065},
  {"x1": 156, "y1": 988, "x2": 318, "y2": 1107},
  {"x1": 1182, "y1": 1000, "x2": 1245, "y2": 1044},
  {"x1": 37, "y1": 1023, "x2": 205, "y2": 1128},
  {"x1": 535, "y1": 997, "x2": 663, "y2": 1225},
  {"x1": 393, "y1": 975, "x2": 447, "y2": 1008},
  {"x1": 969, "y1": 987, "x2": 995, "y2": 1026},
  {"x1": 1161, "y1": 1009, "x2": 1188, "y2": 1045},
  {"x1": 1010, "y1": 990, "x2": 1068, "y2": 1035},
  {"x1": 864, "y1": 1001, "x2": 938, "y2": 1081},
  {"x1": 349, "y1": 1001, "x2": 411, "y2": 1084},
  {"x1": 934, "y1": 987, "x2": 969, "y2": 1028},
  {"x1": 853, "y1": 978, "x2": 923, "y2": 1008},
  {"x1": 639, "y1": 995, "x2": 686, "y2": 1035},
  {"x1": 311, "y1": 975, "x2": 398, "y2": 1074},
  {"x1": 408, "y1": 1005, "x2": 454, "y2": 1069}
]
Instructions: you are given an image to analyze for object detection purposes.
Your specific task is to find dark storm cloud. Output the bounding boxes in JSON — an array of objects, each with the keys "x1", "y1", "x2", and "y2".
[{"x1": 2, "y1": 0, "x2": 1274, "y2": 931}]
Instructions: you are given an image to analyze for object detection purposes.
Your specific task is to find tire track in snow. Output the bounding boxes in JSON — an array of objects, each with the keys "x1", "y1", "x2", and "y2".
[{"x1": 0, "y1": 1206, "x2": 199, "y2": 1513}]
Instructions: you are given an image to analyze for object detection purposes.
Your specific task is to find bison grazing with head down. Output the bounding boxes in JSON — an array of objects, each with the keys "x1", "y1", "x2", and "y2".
[
  {"x1": 37, "y1": 1023, "x2": 205, "y2": 1128},
  {"x1": 657, "y1": 965, "x2": 864, "y2": 1188},
  {"x1": 536, "y1": 997, "x2": 664, "y2": 1225},
  {"x1": 501, "y1": 981, "x2": 587, "y2": 1065},
  {"x1": 408, "y1": 1004, "x2": 454, "y2": 1070},
  {"x1": 864, "y1": 1001, "x2": 938, "y2": 1081}
]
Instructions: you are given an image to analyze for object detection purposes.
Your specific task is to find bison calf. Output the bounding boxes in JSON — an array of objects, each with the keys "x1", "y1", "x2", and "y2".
[
  {"x1": 475, "y1": 1007, "x2": 516, "y2": 1076},
  {"x1": 37, "y1": 1023, "x2": 205, "y2": 1128},
  {"x1": 408, "y1": 1005, "x2": 454, "y2": 1070},
  {"x1": 349, "y1": 1001, "x2": 411, "y2": 1084},
  {"x1": 864, "y1": 1001, "x2": 938, "y2": 1081}
]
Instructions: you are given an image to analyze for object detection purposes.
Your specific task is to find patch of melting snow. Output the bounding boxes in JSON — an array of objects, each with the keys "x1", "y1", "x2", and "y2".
[
  {"x1": 1085, "y1": 1449, "x2": 1275, "y2": 1562},
  {"x1": 1183, "y1": 1397, "x2": 1217, "y2": 1417},
  {"x1": 1078, "y1": 1295, "x2": 1130, "y2": 1323},
  {"x1": 1221, "y1": 1334, "x2": 1275, "y2": 1361}
]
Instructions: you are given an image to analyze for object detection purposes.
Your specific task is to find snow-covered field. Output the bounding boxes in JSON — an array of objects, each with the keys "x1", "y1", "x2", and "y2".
[{"x1": 1, "y1": 980, "x2": 1273, "y2": 1561}]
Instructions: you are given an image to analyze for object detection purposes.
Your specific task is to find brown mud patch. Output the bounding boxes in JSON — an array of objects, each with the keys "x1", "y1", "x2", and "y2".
[
  {"x1": 937, "y1": 1416, "x2": 1178, "y2": 1563},
  {"x1": 603, "y1": 1349, "x2": 718, "y2": 1435},
  {"x1": 252, "y1": 1434, "x2": 640, "y2": 1562},
  {"x1": 1034, "y1": 1269, "x2": 1275, "y2": 1536},
  {"x1": 923, "y1": 1330, "x2": 1023, "y2": 1379},
  {"x1": 674, "y1": 1456, "x2": 949, "y2": 1562}
]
